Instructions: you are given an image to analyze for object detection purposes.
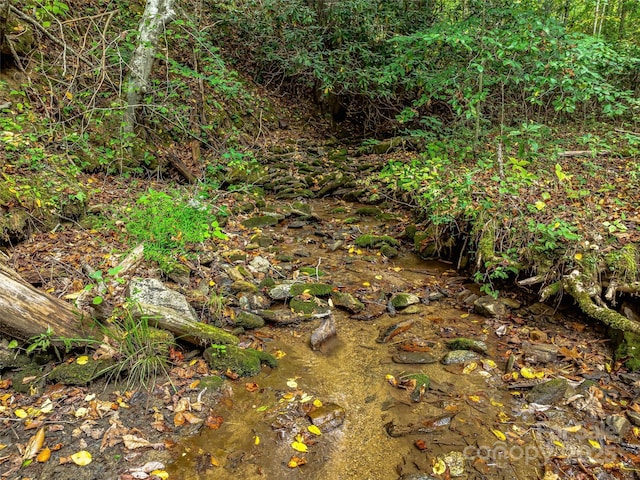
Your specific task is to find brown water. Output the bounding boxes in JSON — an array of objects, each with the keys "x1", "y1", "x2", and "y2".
[{"x1": 166, "y1": 200, "x2": 616, "y2": 480}]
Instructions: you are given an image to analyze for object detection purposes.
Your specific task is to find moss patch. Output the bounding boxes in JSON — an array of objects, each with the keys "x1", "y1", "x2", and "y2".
[{"x1": 204, "y1": 344, "x2": 277, "y2": 377}]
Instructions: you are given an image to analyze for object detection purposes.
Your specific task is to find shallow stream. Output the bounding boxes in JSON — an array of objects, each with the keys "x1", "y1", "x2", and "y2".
[{"x1": 166, "y1": 199, "x2": 634, "y2": 480}]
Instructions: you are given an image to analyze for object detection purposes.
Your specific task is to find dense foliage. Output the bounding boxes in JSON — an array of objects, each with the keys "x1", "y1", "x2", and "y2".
[{"x1": 212, "y1": 0, "x2": 639, "y2": 133}]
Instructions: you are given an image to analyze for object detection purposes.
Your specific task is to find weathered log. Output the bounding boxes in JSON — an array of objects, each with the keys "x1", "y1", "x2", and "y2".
[
  {"x1": 0, "y1": 268, "x2": 94, "y2": 343},
  {"x1": 131, "y1": 302, "x2": 238, "y2": 346}
]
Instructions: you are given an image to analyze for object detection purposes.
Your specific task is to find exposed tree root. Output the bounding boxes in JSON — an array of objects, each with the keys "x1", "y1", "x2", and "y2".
[{"x1": 563, "y1": 270, "x2": 640, "y2": 335}]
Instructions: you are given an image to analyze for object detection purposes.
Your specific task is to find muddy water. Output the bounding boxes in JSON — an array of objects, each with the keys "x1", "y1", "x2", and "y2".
[{"x1": 166, "y1": 201, "x2": 561, "y2": 479}]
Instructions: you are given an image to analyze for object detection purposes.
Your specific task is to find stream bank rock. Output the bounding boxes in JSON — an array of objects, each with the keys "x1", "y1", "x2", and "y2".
[{"x1": 473, "y1": 295, "x2": 508, "y2": 317}]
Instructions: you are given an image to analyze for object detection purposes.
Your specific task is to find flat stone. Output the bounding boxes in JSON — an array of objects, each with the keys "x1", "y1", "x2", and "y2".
[
  {"x1": 234, "y1": 311, "x2": 265, "y2": 329},
  {"x1": 392, "y1": 352, "x2": 439, "y2": 364},
  {"x1": 308, "y1": 403, "x2": 345, "y2": 432},
  {"x1": 474, "y1": 295, "x2": 507, "y2": 317},
  {"x1": 129, "y1": 278, "x2": 197, "y2": 320},
  {"x1": 522, "y1": 342, "x2": 558, "y2": 363},
  {"x1": 441, "y1": 350, "x2": 480, "y2": 365},
  {"x1": 526, "y1": 378, "x2": 568, "y2": 405},
  {"x1": 605, "y1": 414, "x2": 631, "y2": 436}
]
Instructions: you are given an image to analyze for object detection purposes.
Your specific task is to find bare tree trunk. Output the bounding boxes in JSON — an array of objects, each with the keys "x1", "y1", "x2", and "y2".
[
  {"x1": 124, "y1": 0, "x2": 176, "y2": 136},
  {"x1": 0, "y1": 0, "x2": 10, "y2": 54}
]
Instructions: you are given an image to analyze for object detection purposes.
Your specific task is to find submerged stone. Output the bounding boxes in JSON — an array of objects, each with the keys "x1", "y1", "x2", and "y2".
[
  {"x1": 390, "y1": 293, "x2": 420, "y2": 309},
  {"x1": 204, "y1": 344, "x2": 277, "y2": 377},
  {"x1": 525, "y1": 378, "x2": 568, "y2": 405},
  {"x1": 446, "y1": 338, "x2": 488, "y2": 355},
  {"x1": 441, "y1": 350, "x2": 480, "y2": 365},
  {"x1": 392, "y1": 352, "x2": 438, "y2": 364},
  {"x1": 308, "y1": 402, "x2": 345, "y2": 432}
]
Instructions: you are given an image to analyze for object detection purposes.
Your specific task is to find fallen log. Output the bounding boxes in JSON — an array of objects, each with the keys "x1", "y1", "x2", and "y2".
[{"x1": 0, "y1": 266, "x2": 95, "y2": 343}]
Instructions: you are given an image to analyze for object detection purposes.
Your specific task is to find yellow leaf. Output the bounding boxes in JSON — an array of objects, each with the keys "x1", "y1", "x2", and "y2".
[
  {"x1": 313, "y1": 399, "x2": 323, "y2": 408},
  {"x1": 534, "y1": 200, "x2": 546, "y2": 210},
  {"x1": 392, "y1": 267, "x2": 402, "y2": 272},
  {"x1": 588, "y1": 439, "x2": 601, "y2": 449},
  {"x1": 76, "y1": 356, "x2": 89, "y2": 365},
  {"x1": 633, "y1": 426, "x2": 640, "y2": 438},
  {"x1": 575, "y1": 252, "x2": 583, "y2": 261},
  {"x1": 498, "y1": 411, "x2": 510, "y2": 423},
  {"x1": 286, "y1": 378, "x2": 298, "y2": 389},
  {"x1": 36, "y1": 447, "x2": 51, "y2": 463},
  {"x1": 348, "y1": 247, "x2": 355, "y2": 254},
  {"x1": 520, "y1": 367, "x2": 544, "y2": 379},
  {"x1": 254, "y1": 435, "x2": 260, "y2": 445},
  {"x1": 432, "y1": 458, "x2": 447, "y2": 475},
  {"x1": 491, "y1": 429, "x2": 506, "y2": 441},
  {"x1": 460, "y1": 313, "x2": 469, "y2": 318},
  {"x1": 274, "y1": 350, "x2": 286, "y2": 359},
  {"x1": 291, "y1": 441, "x2": 308, "y2": 453},
  {"x1": 462, "y1": 362, "x2": 477, "y2": 374},
  {"x1": 210, "y1": 456, "x2": 220, "y2": 467},
  {"x1": 375, "y1": 275, "x2": 383, "y2": 280},
  {"x1": 562, "y1": 425, "x2": 582, "y2": 433},
  {"x1": 553, "y1": 440, "x2": 564, "y2": 448},
  {"x1": 150, "y1": 471, "x2": 169, "y2": 480},
  {"x1": 14, "y1": 408, "x2": 28, "y2": 418},
  {"x1": 71, "y1": 450, "x2": 93, "y2": 466},
  {"x1": 307, "y1": 425, "x2": 322, "y2": 436},
  {"x1": 362, "y1": 281, "x2": 371, "y2": 287},
  {"x1": 65, "y1": 91, "x2": 73, "y2": 100},
  {"x1": 468, "y1": 395, "x2": 481, "y2": 403},
  {"x1": 490, "y1": 399, "x2": 504, "y2": 407}
]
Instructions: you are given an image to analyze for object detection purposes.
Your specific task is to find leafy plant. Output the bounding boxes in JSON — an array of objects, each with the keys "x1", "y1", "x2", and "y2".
[{"x1": 124, "y1": 189, "x2": 227, "y2": 271}]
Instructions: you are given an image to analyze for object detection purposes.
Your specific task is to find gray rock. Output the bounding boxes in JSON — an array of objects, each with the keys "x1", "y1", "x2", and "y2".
[
  {"x1": 268, "y1": 283, "x2": 294, "y2": 300},
  {"x1": 474, "y1": 295, "x2": 508, "y2": 317},
  {"x1": 392, "y1": 352, "x2": 439, "y2": 364},
  {"x1": 331, "y1": 291, "x2": 364, "y2": 313},
  {"x1": 522, "y1": 342, "x2": 559, "y2": 363},
  {"x1": 428, "y1": 291, "x2": 445, "y2": 301},
  {"x1": 129, "y1": 278, "x2": 197, "y2": 321},
  {"x1": 526, "y1": 378, "x2": 568, "y2": 405},
  {"x1": 605, "y1": 414, "x2": 631, "y2": 436},
  {"x1": 248, "y1": 256, "x2": 271, "y2": 274},
  {"x1": 627, "y1": 410, "x2": 640, "y2": 427},
  {"x1": 441, "y1": 350, "x2": 480, "y2": 365}
]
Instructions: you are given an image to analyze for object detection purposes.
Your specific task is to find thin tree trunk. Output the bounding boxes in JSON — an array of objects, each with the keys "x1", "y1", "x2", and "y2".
[
  {"x1": 124, "y1": 0, "x2": 176, "y2": 136},
  {"x1": 0, "y1": 0, "x2": 10, "y2": 53}
]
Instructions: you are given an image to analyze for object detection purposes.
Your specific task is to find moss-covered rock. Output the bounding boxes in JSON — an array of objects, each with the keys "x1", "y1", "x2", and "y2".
[
  {"x1": 380, "y1": 244, "x2": 399, "y2": 258},
  {"x1": 331, "y1": 291, "x2": 365, "y2": 313},
  {"x1": 610, "y1": 329, "x2": 640, "y2": 371},
  {"x1": 299, "y1": 267, "x2": 326, "y2": 277},
  {"x1": 48, "y1": 358, "x2": 116, "y2": 386},
  {"x1": 446, "y1": 338, "x2": 488, "y2": 355},
  {"x1": 289, "y1": 295, "x2": 331, "y2": 316},
  {"x1": 354, "y1": 234, "x2": 399, "y2": 249},
  {"x1": 241, "y1": 215, "x2": 281, "y2": 228},
  {"x1": 204, "y1": 344, "x2": 277, "y2": 377},
  {"x1": 289, "y1": 283, "x2": 334, "y2": 296},
  {"x1": 390, "y1": 292, "x2": 420, "y2": 309},
  {"x1": 234, "y1": 311, "x2": 266, "y2": 329}
]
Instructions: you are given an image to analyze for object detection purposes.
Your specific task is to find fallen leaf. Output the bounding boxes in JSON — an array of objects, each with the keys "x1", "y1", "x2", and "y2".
[
  {"x1": 558, "y1": 346, "x2": 583, "y2": 360},
  {"x1": 22, "y1": 427, "x2": 45, "y2": 463},
  {"x1": 491, "y1": 428, "x2": 506, "y2": 441},
  {"x1": 70, "y1": 450, "x2": 92, "y2": 466},
  {"x1": 288, "y1": 456, "x2": 306, "y2": 468},
  {"x1": 205, "y1": 415, "x2": 224, "y2": 430},
  {"x1": 307, "y1": 425, "x2": 322, "y2": 436},
  {"x1": 76, "y1": 356, "x2": 89, "y2": 365},
  {"x1": 36, "y1": 447, "x2": 51, "y2": 463},
  {"x1": 291, "y1": 441, "x2": 308, "y2": 453},
  {"x1": 245, "y1": 382, "x2": 259, "y2": 392}
]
